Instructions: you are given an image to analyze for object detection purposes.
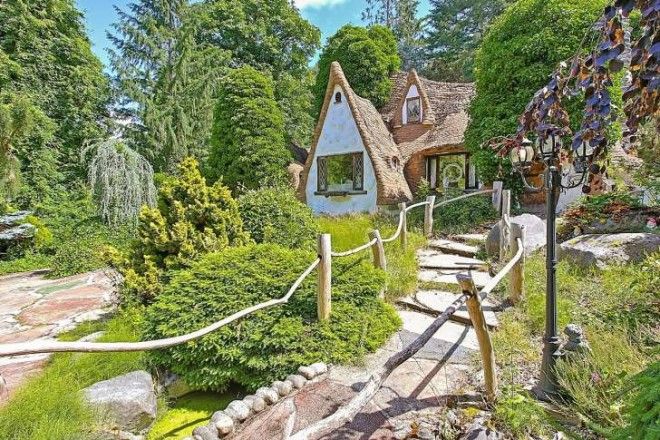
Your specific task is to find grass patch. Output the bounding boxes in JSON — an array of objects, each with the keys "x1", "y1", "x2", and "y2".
[
  {"x1": 318, "y1": 213, "x2": 426, "y2": 299},
  {"x1": 148, "y1": 391, "x2": 241, "y2": 440},
  {"x1": 0, "y1": 311, "x2": 146, "y2": 440},
  {"x1": 491, "y1": 251, "x2": 658, "y2": 438}
]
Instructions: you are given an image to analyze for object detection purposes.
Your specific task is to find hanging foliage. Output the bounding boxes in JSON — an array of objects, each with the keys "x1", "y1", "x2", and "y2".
[
  {"x1": 82, "y1": 139, "x2": 156, "y2": 227},
  {"x1": 492, "y1": 0, "x2": 658, "y2": 175}
]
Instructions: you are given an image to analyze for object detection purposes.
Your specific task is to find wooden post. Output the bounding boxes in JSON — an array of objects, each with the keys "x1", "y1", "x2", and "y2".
[
  {"x1": 423, "y1": 195, "x2": 436, "y2": 237},
  {"x1": 492, "y1": 181, "x2": 503, "y2": 213},
  {"x1": 508, "y1": 224, "x2": 526, "y2": 304},
  {"x1": 317, "y1": 234, "x2": 332, "y2": 321},
  {"x1": 398, "y1": 202, "x2": 407, "y2": 249},
  {"x1": 369, "y1": 230, "x2": 387, "y2": 271},
  {"x1": 499, "y1": 189, "x2": 512, "y2": 261},
  {"x1": 457, "y1": 273, "x2": 498, "y2": 402}
]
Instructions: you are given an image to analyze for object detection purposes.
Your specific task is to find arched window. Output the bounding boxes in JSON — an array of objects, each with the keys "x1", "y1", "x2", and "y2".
[
  {"x1": 391, "y1": 156, "x2": 400, "y2": 171},
  {"x1": 335, "y1": 92, "x2": 342, "y2": 103}
]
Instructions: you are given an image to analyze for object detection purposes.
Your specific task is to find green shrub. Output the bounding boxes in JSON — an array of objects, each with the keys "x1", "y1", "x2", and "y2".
[
  {"x1": 238, "y1": 186, "x2": 318, "y2": 251},
  {"x1": 408, "y1": 191, "x2": 498, "y2": 235},
  {"x1": 207, "y1": 66, "x2": 289, "y2": 190},
  {"x1": 143, "y1": 243, "x2": 400, "y2": 391},
  {"x1": 117, "y1": 157, "x2": 250, "y2": 303},
  {"x1": 313, "y1": 25, "x2": 400, "y2": 117},
  {"x1": 612, "y1": 361, "x2": 660, "y2": 440},
  {"x1": 465, "y1": 0, "x2": 610, "y2": 186},
  {"x1": 0, "y1": 191, "x2": 133, "y2": 278}
]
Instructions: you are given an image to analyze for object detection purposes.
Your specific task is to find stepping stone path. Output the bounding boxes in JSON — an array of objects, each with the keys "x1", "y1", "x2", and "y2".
[
  {"x1": 225, "y1": 236, "x2": 502, "y2": 439},
  {"x1": 0, "y1": 270, "x2": 117, "y2": 404}
]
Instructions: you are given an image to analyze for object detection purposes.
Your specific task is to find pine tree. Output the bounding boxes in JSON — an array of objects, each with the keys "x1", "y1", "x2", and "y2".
[
  {"x1": 362, "y1": 0, "x2": 424, "y2": 70},
  {"x1": 108, "y1": 0, "x2": 188, "y2": 109},
  {"x1": 425, "y1": 0, "x2": 514, "y2": 81}
]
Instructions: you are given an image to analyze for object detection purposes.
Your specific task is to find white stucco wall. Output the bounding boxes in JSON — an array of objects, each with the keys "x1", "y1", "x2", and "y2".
[
  {"x1": 401, "y1": 85, "x2": 422, "y2": 125},
  {"x1": 306, "y1": 85, "x2": 378, "y2": 215}
]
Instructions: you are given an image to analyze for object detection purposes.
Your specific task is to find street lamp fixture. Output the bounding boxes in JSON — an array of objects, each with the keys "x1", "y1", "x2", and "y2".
[{"x1": 509, "y1": 133, "x2": 591, "y2": 399}]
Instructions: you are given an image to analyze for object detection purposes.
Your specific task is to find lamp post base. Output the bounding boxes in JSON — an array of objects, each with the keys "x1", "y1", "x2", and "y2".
[{"x1": 535, "y1": 334, "x2": 564, "y2": 401}]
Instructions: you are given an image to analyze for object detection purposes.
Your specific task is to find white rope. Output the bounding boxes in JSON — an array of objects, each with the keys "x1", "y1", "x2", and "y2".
[
  {"x1": 480, "y1": 238, "x2": 524, "y2": 295},
  {"x1": 404, "y1": 200, "x2": 430, "y2": 212},
  {"x1": 381, "y1": 211, "x2": 405, "y2": 243},
  {"x1": 0, "y1": 258, "x2": 321, "y2": 356},
  {"x1": 433, "y1": 189, "x2": 494, "y2": 209},
  {"x1": 330, "y1": 238, "x2": 378, "y2": 257}
]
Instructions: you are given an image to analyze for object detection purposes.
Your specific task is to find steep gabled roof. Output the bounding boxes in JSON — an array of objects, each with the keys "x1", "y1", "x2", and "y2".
[
  {"x1": 381, "y1": 71, "x2": 475, "y2": 159},
  {"x1": 299, "y1": 62, "x2": 412, "y2": 204}
]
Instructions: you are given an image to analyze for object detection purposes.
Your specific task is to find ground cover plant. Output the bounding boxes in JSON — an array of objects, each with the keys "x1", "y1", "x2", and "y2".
[
  {"x1": 490, "y1": 252, "x2": 659, "y2": 439},
  {"x1": 143, "y1": 243, "x2": 401, "y2": 391},
  {"x1": 238, "y1": 186, "x2": 319, "y2": 252},
  {"x1": 318, "y1": 213, "x2": 426, "y2": 299},
  {"x1": 0, "y1": 311, "x2": 145, "y2": 440},
  {"x1": 0, "y1": 191, "x2": 133, "y2": 278}
]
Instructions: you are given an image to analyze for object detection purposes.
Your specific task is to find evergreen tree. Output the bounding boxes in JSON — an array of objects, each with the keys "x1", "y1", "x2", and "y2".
[
  {"x1": 425, "y1": 0, "x2": 514, "y2": 81},
  {"x1": 363, "y1": 0, "x2": 424, "y2": 70},
  {"x1": 193, "y1": 0, "x2": 321, "y2": 147},
  {"x1": 207, "y1": 67, "x2": 290, "y2": 190},
  {"x1": 313, "y1": 25, "x2": 401, "y2": 117},
  {"x1": 0, "y1": 0, "x2": 109, "y2": 176},
  {"x1": 108, "y1": 0, "x2": 188, "y2": 109}
]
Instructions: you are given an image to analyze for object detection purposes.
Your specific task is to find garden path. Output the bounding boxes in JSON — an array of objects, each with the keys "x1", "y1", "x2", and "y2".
[
  {"x1": 0, "y1": 270, "x2": 117, "y2": 404},
  {"x1": 226, "y1": 235, "x2": 501, "y2": 440}
]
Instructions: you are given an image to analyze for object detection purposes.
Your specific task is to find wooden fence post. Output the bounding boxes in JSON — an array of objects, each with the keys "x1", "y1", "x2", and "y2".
[
  {"x1": 398, "y1": 202, "x2": 407, "y2": 249},
  {"x1": 492, "y1": 181, "x2": 503, "y2": 213},
  {"x1": 508, "y1": 224, "x2": 526, "y2": 304},
  {"x1": 423, "y1": 195, "x2": 436, "y2": 237},
  {"x1": 317, "y1": 234, "x2": 332, "y2": 321},
  {"x1": 369, "y1": 230, "x2": 387, "y2": 271},
  {"x1": 457, "y1": 273, "x2": 498, "y2": 402},
  {"x1": 499, "y1": 189, "x2": 511, "y2": 261}
]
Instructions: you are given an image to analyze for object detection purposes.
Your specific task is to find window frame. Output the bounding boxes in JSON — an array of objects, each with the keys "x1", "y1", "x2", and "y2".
[
  {"x1": 424, "y1": 152, "x2": 478, "y2": 192},
  {"x1": 406, "y1": 96, "x2": 422, "y2": 124},
  {"x1": 315, "y1": 152, "x2": 367, "y2": 196}
]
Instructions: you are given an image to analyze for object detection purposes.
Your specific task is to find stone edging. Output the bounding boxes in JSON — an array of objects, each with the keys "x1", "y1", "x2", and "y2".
[{"x1": 184, "y1": 362, "x2": 329, "y2": 440}]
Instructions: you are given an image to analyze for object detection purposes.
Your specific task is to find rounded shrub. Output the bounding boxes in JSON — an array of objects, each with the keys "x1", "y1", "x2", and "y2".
[
  {"x1": 465, "y1": 0, "x2": 610, "y2": 185},
  {"x1": 143, "y1": 243, "x2": 400, "y2": 391},
  {"x1": 238, "y1": 186, "x2": 319, "y2": 251}
]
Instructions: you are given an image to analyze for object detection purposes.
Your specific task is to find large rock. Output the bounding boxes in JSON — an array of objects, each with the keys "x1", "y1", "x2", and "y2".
[
  {"x1": 0, "y1": 210, "x2": 32, "y2": 227},
  {"x1": 486, "y1": 214, "x2": 546, "y2": 257},
  {"x1": 82, "y1": 370, "x2": 157, "y2": 434},
  {"x1": 559, "y1": 233, "x2": 660, "y2": 269}
]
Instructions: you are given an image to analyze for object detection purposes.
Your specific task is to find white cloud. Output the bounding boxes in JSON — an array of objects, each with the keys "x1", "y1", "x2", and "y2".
[{"x1": 294, "y1": 0, "x2": 348, "y2": 9}]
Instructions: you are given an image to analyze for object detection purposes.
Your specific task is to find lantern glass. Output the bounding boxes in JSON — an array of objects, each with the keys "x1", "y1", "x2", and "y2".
[
  {"x1": 538, "y1": 136, "x2": 559, "y2": 158},
  {"x1": 576, "y1": 141, "x2": 594, "y2": 159}
]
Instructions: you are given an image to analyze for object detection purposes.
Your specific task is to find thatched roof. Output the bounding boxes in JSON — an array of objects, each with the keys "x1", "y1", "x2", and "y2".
[
  {"x1": 381, "y1": 71, "x2": 475, "y2": 160},
  {"x1": 299, "y1": 62, "x2": 412, "y2": 205}
]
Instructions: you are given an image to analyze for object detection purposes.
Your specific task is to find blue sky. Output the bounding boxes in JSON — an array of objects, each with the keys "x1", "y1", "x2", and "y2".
[{"x1": 75, "y1": 0, "x2": 431, "y2": 69}]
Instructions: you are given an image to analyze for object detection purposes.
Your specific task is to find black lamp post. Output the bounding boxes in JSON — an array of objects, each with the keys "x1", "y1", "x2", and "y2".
[{"x1": 510, "y1": 135, "x2": 592, "y2": 398}]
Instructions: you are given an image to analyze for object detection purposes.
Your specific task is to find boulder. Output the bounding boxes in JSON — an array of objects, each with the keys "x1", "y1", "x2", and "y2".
[
  {"x1": 0, "y1": 211, "x2": 31, "y2": 227},
  {"x1": 559, "y1": 233, "x2": 660, "y2": 269},
  {"x1": 82, "y1": 371, "x2": 157, "y2": 434},
  {"x1": 0, "y1": 224, "x2": 36, "y2": 244},
  {"x1": 486, "y1": 214, "x2": 546, "y2": 257}
]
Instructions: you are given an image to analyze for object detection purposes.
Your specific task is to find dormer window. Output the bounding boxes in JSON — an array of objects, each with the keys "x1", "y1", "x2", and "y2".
[
  {"x1": 335, "y1": 92, "x2": 342, "y2": 103},
  {"x1": 406, "y1": 97, "x2": 421, "y2": 123}
]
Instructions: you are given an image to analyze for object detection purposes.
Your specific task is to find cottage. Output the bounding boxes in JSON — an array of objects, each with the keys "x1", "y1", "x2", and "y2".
[{"x1": 299, "y1": 62, "x2": 476, "y2": 215}]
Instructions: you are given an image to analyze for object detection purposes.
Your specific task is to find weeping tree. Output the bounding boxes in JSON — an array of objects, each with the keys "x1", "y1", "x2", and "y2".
[{"x1": 82, "y1": 139, "x2": 156, "y2": 227}]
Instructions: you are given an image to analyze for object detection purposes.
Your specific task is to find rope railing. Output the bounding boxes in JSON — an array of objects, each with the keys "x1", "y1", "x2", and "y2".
[
  {"x1": 330, "y1": 238, "x2": 377, "y2": 257},
  {"x1": 0, "y1": 258, "x2": 320, "y2": 357},
  {"x1": 432, "y1": 189, "x2": 494, "y2": 209}
]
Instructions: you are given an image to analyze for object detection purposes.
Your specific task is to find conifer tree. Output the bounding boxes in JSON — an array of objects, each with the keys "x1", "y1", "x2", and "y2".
[
  {"x1": 207, "y1": 67, "x2": 290, "y2": 190},
  {"x1": 362, "y1": 0, "x2": 425, "y2": 70},
  {"x1": 425, "y1": 0, "x2": 514, "y2": 81}
]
